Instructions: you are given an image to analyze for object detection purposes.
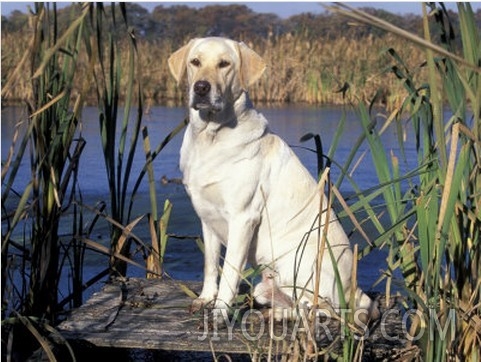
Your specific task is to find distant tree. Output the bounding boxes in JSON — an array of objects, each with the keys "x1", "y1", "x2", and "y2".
[
  {"x1": 1, "y1": 10, "x2": 29, "y2": 32},
  {"x1": 198, "y1": 4, "x2": 279, "y2": 38},
  {"x1": 151, "y1": 5, "x2": 200, "y2": 44},
  {"x1": 124, "y1": 3, "x2": 157, "y2": 38},
  {"x1": 355, "y1": 8, "x2": 408, "y2": 37},
  {"x1": 2, "y1": 2, "x2": 470, "y2": 53}
]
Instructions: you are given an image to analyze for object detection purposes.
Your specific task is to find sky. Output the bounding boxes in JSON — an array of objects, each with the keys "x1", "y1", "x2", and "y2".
[{"x1": 1, "y1": 1, "x2": 478, "y2": 18}]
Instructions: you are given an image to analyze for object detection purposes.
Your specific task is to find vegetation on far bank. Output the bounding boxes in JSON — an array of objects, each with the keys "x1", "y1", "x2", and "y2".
[{"x1": 2, "y1": 3, "x2": 480, "y2": 109}]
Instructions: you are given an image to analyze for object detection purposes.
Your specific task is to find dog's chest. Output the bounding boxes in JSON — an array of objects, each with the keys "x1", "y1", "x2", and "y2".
[
  {"x1": 181, "y1": 124, "x2": 259, "y2": 180},
  {"x1": 181, "y1": 157, "x2": 233, "y2": 240},
  {"x1": 181, "y1": 139, "x2": 235, "y2": 208},
  {"x1": 180, "y1": 128, "x2": 263, "y2": 220},
  {"x1": 181, "y1": 138, "x2": 235, "y2": 187}
]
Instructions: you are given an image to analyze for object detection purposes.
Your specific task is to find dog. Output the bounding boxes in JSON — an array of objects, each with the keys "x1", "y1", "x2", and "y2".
[{"x1": 168, "y1": 37, "x2": 379, "y2": 322}]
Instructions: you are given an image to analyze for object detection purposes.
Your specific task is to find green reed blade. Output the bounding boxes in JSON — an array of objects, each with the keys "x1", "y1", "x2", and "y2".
[{"x1": 142, "y1": 127, "x2": 157, "y2": 219}]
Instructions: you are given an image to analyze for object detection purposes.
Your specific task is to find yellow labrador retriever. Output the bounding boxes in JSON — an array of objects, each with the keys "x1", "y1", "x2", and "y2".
[{"x1": 168, "y1": 37, "x2": 379, "y2": 322}]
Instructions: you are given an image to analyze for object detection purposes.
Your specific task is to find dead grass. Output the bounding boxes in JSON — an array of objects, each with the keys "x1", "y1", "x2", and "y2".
[{"x1": 1, "y1": 30, "x2": 426, "y2": 109}]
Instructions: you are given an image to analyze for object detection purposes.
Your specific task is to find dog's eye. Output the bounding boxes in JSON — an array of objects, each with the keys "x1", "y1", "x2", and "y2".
[
  {"x1": 218, "y1": 60, "x2": 230, "y2": 68},
  {"x1": 190, "y1": 58, "x2": 201, "y2": 67}
]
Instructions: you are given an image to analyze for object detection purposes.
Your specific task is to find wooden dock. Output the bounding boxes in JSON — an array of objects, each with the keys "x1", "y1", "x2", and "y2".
[
  {"x1": 58, "y1": 278, "x2": 263, "y2": 354},
  {"x1": 57, "y1": 278, "x2": 411, "y2": 360}
]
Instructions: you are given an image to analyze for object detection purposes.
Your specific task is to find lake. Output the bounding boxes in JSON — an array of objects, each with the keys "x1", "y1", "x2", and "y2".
[{"x1": 2, "y1": 104, "x2": 413, "y2": 298}]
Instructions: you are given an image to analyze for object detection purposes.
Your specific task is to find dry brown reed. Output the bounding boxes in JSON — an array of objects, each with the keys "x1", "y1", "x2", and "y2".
[{"x1": 2, "y1": 30, "x2": 427, "y2": 109}]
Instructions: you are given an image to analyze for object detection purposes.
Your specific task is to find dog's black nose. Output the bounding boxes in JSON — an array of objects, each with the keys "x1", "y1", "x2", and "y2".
[{"x1": 193, "y1": 80, "x2": 211, "y2": 96}]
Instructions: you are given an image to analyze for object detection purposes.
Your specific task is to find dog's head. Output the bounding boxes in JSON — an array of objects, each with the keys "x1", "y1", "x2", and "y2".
[{"x1": 168, "y1": 37, "x2": 266, "y2": 115}]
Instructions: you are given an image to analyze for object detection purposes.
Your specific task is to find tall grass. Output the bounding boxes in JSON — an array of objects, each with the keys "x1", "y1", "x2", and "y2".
[
  {"x1": 82, "y1": 3, "x2": 145, "y2": 276},
  {"x1": 1, "y1": 1, "x2": 89, "y2": 321},
  {"x1": 1, "y1": 3, "x2": 90, "y2": 359},
  {"x1": 1, "y1": 3, "x2": 181, "y2": 359},
  {"x1": 326, "y1": 3, "x2": 480, "y2": 361},
  {"x1": 2, "y1": 19, "x2": 428, "y2": 110}
]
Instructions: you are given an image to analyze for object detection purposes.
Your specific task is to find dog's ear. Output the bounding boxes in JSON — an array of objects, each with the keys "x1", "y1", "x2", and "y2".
[
  {"x1": 237, "y1": 42, "x2": 266, "y2": 89},
  {"x1": 168, "y1": 39, "x2": 196, "y2": 84}
]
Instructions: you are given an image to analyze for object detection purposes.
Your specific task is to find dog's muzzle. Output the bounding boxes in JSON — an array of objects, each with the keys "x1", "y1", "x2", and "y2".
[{"x1": 191, "y1": 80, "x2": 222, "y2": 112}]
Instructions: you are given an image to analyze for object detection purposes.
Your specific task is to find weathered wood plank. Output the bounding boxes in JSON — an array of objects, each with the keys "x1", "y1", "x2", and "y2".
[
  {"x1": 58, "y1": 278, "x2": 269, "y2": 353},
  {"x1": 57, "y1": 278, "x2": 409, "y2": 359}
]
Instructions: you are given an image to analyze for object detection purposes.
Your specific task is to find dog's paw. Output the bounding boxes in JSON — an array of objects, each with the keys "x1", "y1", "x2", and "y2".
[
  {"x1": 190, "y1": 297, "x2": 211, "y2": 314},
  {"x1": 355, "y1": 291, "x2": 381, "y2": 326}
]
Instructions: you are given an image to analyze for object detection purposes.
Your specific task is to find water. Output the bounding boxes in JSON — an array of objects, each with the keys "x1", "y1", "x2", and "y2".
[{"x1": 2, "y1": 104, "x2": 413, "y2": 300}]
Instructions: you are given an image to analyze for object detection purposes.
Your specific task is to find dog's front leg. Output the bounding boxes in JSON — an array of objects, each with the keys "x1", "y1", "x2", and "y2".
[
  {"x1": 191, "y1": 222, "x2": 221, "y2": 313},
  {"x1": 215, "y1": 213, "x2": 259, "y2": 311}
]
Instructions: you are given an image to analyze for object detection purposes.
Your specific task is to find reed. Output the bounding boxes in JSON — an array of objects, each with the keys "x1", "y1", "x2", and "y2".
[
  {"x1": 1, "y1": 3, "x2": 181, "y2": 358},
  {"x1": 2, "y1": 18, "x2": 428, "y2": 110},
  {"x1": 81, "y1": 3, "x2": 144, "y2": 276},
  {"x1": 1, "y1": 3, "x2": 90, "y2": 359},
  {"x1": 326, "y1": 3, "x2": 480, "y2": 361},
  {"x1": 1, "y1": 1, "x2": 90, "y2": 320}
]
